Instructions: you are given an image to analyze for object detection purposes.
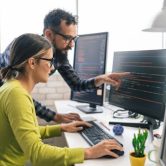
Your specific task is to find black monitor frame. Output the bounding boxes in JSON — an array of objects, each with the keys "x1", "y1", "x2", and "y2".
[
  {"x1": 159, "y1": 109, "x2": 166, "y2": 166},
  {"x1": 108, "y1": 49, "x2": 166, "y2": 130},
  {"x1": 71, "y1": 32, "x2": 108, "y2": 113}
]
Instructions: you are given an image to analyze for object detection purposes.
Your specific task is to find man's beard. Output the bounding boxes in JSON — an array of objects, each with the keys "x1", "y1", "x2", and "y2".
[
  {"x1": 52, "y1": 39, "x2": 72, "y2": 52},
  {"x1": 64, "y1": 44, "x2": 72, "y2": 51}
]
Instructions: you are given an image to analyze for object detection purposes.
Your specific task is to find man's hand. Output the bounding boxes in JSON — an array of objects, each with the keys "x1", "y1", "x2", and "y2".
[
  {"x1": 95, "y1": 72, "x2": 130, "y2": 89},
  {"x1": 53, "y1": 113, "x2": 82, "y2": 123},
  {"x1": 60, "y1": 121, "x2": 91, "y2": 132}
]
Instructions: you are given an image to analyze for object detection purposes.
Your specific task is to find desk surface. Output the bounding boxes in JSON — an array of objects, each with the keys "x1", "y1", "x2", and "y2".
[{"x1": 55, "y1": 100, "x2": 160, "y2": 166}]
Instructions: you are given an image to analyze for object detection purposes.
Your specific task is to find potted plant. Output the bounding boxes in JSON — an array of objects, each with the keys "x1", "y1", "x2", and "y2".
[{"x1": 130, "y1": 128, "x2": 148, "y2": 166}]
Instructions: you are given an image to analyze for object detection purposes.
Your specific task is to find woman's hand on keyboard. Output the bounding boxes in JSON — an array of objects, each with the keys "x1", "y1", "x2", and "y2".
[
  {"x1": 84, "y1": 139, "x2": 123, "y2": 159},
  {"x1": 60, "y1": 121, "x2": 91, "y2": 132}
]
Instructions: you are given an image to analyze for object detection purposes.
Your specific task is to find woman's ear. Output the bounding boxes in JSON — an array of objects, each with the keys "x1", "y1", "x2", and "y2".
[{"x1": 27, "y1": 58, "x2": 36, "y2": 69}]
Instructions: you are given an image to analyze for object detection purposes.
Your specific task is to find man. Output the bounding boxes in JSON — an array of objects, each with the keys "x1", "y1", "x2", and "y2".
[{"x1": 0, "y1": 9, "x2": 129, "y2": 123}]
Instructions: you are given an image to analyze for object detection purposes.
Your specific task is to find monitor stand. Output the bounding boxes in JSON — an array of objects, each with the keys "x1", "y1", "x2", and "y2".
[
  {"x1": 109, "y1": 116, "x2": 160, "y2": 129},
  {"x1": 109, "y1": 116, "x2": 160, "y2": 141},
  {"x1": 76, "y1": 103, "x2": 103, "y2": 114}
]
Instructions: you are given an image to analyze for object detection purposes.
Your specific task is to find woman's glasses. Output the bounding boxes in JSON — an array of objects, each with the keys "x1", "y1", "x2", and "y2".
[{"x1": 36, "y1": 57, "x2": 54, "y2": 68}]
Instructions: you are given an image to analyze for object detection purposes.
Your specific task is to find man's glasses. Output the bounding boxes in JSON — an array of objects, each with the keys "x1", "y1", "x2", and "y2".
[
  {"x1": 36, "y1": 57, "x2": 54, "y2": 68},
  {"x1": 53, "y1": 30, "x2": 79, "y2": 43}
]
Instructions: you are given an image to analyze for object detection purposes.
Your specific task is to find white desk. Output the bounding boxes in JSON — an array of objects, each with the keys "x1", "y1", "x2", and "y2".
[{"x1": 55, "y1": 100, "x2": 160, "y2": 166}]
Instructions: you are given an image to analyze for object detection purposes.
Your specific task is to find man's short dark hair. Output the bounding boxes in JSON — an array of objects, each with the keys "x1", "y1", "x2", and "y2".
[{"x1": 44, "y1": 9, "x2": 78, "y2": 32}]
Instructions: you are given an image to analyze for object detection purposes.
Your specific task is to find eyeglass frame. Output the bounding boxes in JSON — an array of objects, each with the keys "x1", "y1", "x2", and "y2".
[
  {"x1": 35, "y1": 57, "x2": 54, "y2": 68},
  {"x1": 52, "y1": 29, "x2": 79, "y2": 43}
]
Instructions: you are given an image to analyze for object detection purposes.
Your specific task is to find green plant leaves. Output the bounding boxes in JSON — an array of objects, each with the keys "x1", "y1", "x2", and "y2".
[{"x1": 132, "y1": 129, "x2": 148, "y2": 157}]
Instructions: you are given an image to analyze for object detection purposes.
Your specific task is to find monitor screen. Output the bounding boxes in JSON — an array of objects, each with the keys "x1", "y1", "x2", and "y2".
[
  {"x1": 71, "y1": 32, "x2": 108, "y2": 113},
  {"x1": 160, "y1": 111, "x2": 166, "y2": 166},
  {"x1": 109, "y1": 49, "x2": 166, "y2": 121}
]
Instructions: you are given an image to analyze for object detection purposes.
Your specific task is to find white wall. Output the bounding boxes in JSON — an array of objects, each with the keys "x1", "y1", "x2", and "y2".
[
  {"x1": 0, "y1": 0, "x2": 76, "y2": 52},
  {"x1": 78, "y1": 0, "x2": 164, "y2": 72}
]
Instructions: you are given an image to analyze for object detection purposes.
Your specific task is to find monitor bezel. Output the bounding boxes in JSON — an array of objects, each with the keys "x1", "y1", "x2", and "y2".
[
  {"x1": 159, "y1": 110, "x2": 166, "y2": 166},
  {"x1": 71, "y1": 32, "x2": 108, "y2": 106}
]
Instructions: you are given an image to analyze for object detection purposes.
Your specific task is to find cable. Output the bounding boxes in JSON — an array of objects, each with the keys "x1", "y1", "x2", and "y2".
[{"x1": 113, "y1": 109, "x2": 140, "y2": 119}]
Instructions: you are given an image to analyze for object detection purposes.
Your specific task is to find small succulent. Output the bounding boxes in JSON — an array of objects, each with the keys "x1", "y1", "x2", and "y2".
[{"x1": 132, "y1": 128, "x2": 148, "y2": 157}]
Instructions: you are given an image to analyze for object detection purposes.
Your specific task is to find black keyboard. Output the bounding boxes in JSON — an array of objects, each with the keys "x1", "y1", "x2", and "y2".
[{"x1": 80, "y1": 121, "x2": 124, "y2": 157}]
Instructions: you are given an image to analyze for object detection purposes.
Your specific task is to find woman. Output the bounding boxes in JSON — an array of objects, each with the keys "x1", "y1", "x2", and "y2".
[{"x1": 0, "y1": 33, "x2": 123, "y2": 166}]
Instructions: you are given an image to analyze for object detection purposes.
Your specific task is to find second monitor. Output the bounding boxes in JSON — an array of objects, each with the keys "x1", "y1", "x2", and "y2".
[
  {"x1": 109, "y1": 49, "x2": 166, "y2": 129},
  {"x1": 71, "y1": 32, "x2": 108, "y2": 113}
]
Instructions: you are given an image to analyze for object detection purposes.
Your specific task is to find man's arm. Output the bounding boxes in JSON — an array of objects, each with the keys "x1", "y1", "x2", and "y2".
[
  {"x1": 0, "y1": 44, "x2": 11, "y2": 68},
  {"x1": 33, "y1": 99, "x2": 81, "y2": 123},
  {"x1": 56, "y1": 52, "x2": 130, "y2": 91},
  {"x1": 58, "y1": 63, "x2": 96, "y2": 91},
  {"x1": 33, "y1": 99, "x2": 56, "y2": 122},
  {"x1": 56, "y1": 52, "x2": 96, "y2": 92}
]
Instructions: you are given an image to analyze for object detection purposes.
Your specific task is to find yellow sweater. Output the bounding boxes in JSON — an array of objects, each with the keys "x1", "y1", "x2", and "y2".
[{"x1": 0, "y1": 80, "x2": 84, "y2": 166}]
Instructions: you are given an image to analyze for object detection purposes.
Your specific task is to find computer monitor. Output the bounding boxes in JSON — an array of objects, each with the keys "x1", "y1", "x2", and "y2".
[
  {"x1": 159, "y1": 111, "x2": 166, "y2": 166},
  {"x1": 109, "y1": 49, "x2": 166, "y2": 129},
  {"x1": 71, "y1": 32, "x2": 108, "y2": 113}
]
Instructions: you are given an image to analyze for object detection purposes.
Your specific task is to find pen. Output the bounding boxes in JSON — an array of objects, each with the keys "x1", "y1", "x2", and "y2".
[{"x1": 100, "y1": 122, "x2": 110, "y2": 131}]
